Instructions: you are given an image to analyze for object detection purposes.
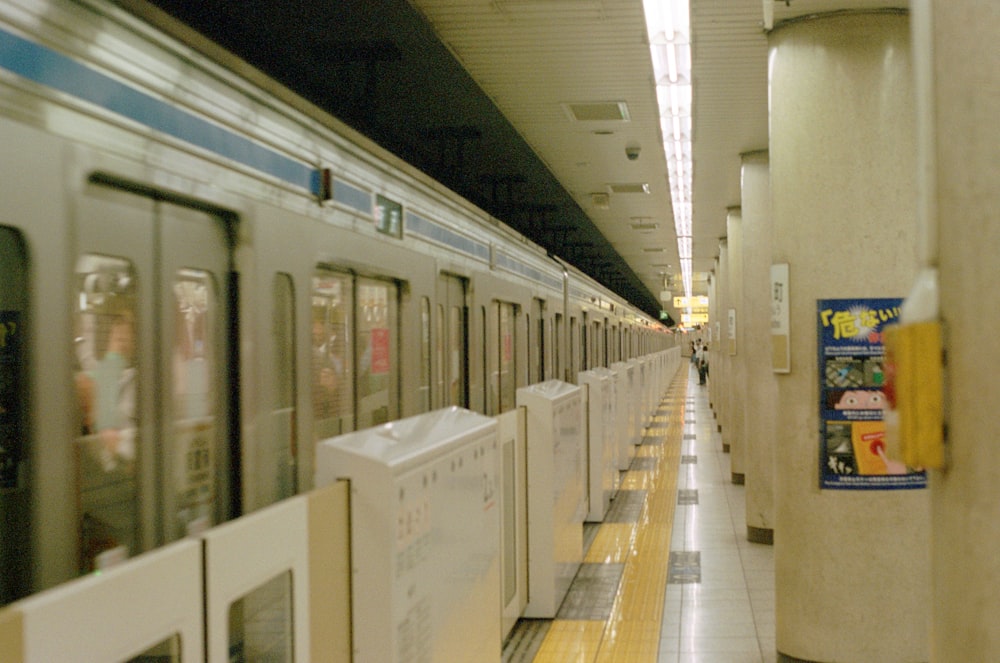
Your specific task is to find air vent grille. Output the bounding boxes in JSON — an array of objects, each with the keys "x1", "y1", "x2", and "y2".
[
  {"x1": 563, "y1": 101, "x2": 631, "y2": 122},
  {"x1": 608, "y1": 182, "x2": 650, "y2": 194}
]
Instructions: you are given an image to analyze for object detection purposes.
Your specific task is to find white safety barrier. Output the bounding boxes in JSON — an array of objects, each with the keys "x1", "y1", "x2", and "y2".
[
  {"x1": 495, "y1": 408, "x2": 528, "y2": 641},
  {"x1": 578, "y1": 369, "x2": 619, "y2": 521},
  {"x1": 0, "y1": 540, "x2": 203, "y2": 662},
  {"x1": 516, "y1": 380, "x2": 585, "y2": 618},
  {"x1": 316, "y1": 407, "x2": 501, "y2": 663}
]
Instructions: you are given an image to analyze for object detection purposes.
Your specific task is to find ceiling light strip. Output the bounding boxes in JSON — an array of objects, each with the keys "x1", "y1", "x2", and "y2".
[{"x1": 643, "y1": 0, "x2": 693, "y2": 298}]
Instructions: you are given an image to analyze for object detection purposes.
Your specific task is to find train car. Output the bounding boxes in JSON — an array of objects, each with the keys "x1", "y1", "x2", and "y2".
[{"x1": 0, "y1": 0, "x2": 673, "y2": 607}]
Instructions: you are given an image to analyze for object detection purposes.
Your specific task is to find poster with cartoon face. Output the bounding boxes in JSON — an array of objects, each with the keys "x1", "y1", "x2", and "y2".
[{"x1": 817, "y1": 298, "x2": 926, "y2": 490}]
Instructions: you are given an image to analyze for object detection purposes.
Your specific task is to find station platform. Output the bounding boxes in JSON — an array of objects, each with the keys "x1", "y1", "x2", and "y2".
[{"x1": 503, "y1": 365, "x2": 776, "y2": 663}]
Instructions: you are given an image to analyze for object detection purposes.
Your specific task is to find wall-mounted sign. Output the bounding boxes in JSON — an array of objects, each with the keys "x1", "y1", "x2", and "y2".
[
  {"x1": 771, "y1": 264, "x2": 790, "y2": 373},
  {"x1": 375, "y1": 195, "x2": 402, "y2": 237},
  {"x1": 727, "y1": 308, "x2": 736, "y2": 355},
  {"x1": 817, "y1": 298, "x2": 925, "y2": 490}
]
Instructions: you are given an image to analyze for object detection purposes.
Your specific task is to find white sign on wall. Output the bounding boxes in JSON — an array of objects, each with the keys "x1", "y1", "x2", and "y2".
[
  {"x1": 771, "y1": 263, "x2": 790, "y2": 373},
  {"x1": 727, "y1": 308, "x2": 737, "y2": 356}
]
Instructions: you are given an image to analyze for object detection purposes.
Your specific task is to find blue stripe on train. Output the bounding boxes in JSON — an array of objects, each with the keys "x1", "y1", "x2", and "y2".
[{"x1": 0, "y1": 26, "x2": 319, "y2": 194}]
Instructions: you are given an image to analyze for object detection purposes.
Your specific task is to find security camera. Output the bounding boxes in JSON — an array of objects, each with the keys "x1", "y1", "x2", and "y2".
[{"x1": 625, "y1": 144, "x2": 641, "y2": 161}]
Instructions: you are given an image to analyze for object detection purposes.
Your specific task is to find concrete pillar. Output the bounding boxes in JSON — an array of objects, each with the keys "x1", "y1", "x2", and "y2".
[
  {"x1": 706, "y1": 261, "x2": 718, "y2": 407},
  {"x1": 713, "y1": 240, "x2": 729, "y2": 443},
  {"x1": 741, "y1": 151, "x2": 776, "y2": 543},
  {"x1": 920, "y1": 1, "x2": 1000, "y2": 658},
  {"x1": 726, "y1": 208, "x2": 746, "y2": 483},
  {"x1": 769, "y1": 11, "x2": 930, "y2": 662}
]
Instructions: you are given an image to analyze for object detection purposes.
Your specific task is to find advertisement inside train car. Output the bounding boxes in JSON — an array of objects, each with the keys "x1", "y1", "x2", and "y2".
[{"x1": 817, "y1": 298, "x2": 926, "y2": 490}]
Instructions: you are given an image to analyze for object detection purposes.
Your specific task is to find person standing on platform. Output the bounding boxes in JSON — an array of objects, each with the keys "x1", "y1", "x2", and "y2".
[{"x1": 697, "y1": 343, "x2": 709, "y2": 385}]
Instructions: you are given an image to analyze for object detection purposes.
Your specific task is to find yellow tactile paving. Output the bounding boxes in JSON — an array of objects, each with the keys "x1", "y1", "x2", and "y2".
[
  {"x1": 532, "y1": 370, "x2": 688, "y2": 663},
  {"x1": 584, "y1": 523, "x2": 637, "y2": 564},
  {"x1": 619, "y1": 470, "x2": 654, "y2": 491},
  {"x1": 595, "y1": 621, "x2": 663, "y2": 662},
  {"x1": 531, "y1": 620, "x2": 606, "y2": 662}
]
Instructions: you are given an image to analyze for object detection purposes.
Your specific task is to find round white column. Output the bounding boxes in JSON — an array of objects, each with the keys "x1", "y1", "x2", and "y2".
[
  {"x1": 713, "y1": 240, "x2": 729, "y2": 440},
  {"x1": 706, "y1": 260, "x2": 718, "y2": 409},
  {"x1": 769, "y1": 11, "x2": 930, "y2": 662},
  {"x1": 741, "y1": 151, "x2": 776, "y2": 542},
  {"x1": 924, "y1": 1, "x2": 1000, "y2": 658}
]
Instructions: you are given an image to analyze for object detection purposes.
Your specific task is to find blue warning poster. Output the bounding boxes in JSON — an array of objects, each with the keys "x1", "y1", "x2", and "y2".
[{"x1": 817, "y1": 298, "x2": 926, "y2": 490}]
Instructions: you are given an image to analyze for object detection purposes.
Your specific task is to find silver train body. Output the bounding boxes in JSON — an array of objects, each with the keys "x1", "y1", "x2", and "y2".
[{"x1": 0, "y1": 0, "x2": 674, "y2": 606}]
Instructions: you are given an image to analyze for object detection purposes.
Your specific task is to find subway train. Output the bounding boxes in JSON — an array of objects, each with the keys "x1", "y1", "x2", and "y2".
[{"x1": 0, "y1": 0, "x2": 677, "y2": 639}]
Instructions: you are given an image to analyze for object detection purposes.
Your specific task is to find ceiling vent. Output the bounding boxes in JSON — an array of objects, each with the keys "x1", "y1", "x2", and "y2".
[
  {"x1": 563, "y1": 101, "x2": 631, "y2": 123},
  {"x1": 590, "y1": 192, "x2": 611, "y2": 209},
  {"x1": 608, "y1": 182, "x2": 650, "y2": 195}
]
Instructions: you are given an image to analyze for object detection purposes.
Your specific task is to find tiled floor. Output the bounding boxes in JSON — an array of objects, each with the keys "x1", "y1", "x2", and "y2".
[
  {"x1": 503, "y1": 364, "x2": 776, "y2": 663},
  {"x1": 659, "y1": 368, "x2": 776, "y2": 663}
]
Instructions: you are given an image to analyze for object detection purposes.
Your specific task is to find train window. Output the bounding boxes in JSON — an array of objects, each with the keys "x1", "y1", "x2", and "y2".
[
  {"x1": 439, "y1": 274, "x2": 468, "y2": 409},
  {"x1": 594, "y1": 320, "x2": 604, "y2": 368},
  {"x1": 498, "y1": 302, "x2": 516, "y2": 413},
  {"x1": 357, "y1": 279, "x2": 399, "y2": 428},
  {"x1": 525, "y1": 313, "x2": 531, "y2": 382},
  {"x1": 435, "y1": 303, "x2": 445, "y2": 407},
  {"x1": 554, "y1": 313, "x2": 563, "y2": 382},
  {"x1": 228, "y1": 570, "x2": 293, "y2": 662},
  {"x1": 419, "y1": 297, "x2": 431, "y2": 413},
  {"x1": 0, "y1": 226, "x2": 28, "y2": 605},
  {"x1": 478, "y1": 305, "x2": 487, "y2": 414},
  {"x1": 266, "y1": 273, "x2": 296, "y2": 502},
  {"x1": 73, "y1": 254, "x2": 140, "y2": 572},
  {"x1": 448, "y1": 302, "x2": 466, "y2": 408},
  {"x1": 487, "y1": 304, "x2": 498, "y2": 415},
  {"x1": 581, "y1": 316, "x2": 588, "y2": 372},
  {"x1": 516, "y1": 307, "x2": 527, "y2": 390},
  {"x1": 546, "y1": 316, "x2": 554, "y2": 381},
  {"x1": 570, "y1": 316, "x2": 579, "y2": 379},
  {"x1": 531, "y1": 298, "x2": 545, "y2": 383},
  {"x1": 170, "y1": 269, "x2": 219, "y2": 537},
  {"x1": 312, "y1": 271, "x2": 354, "y2": 439}
]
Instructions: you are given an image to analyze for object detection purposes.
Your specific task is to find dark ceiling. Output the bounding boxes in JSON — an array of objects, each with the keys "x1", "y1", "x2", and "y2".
[{"x1": 135, "y1": 0, "x2": 665, "y2": 320}]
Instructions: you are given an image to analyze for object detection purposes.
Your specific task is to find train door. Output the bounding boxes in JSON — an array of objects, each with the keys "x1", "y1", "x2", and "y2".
[
  {"x1": 260, "y1": 273, "x2": 296, "y2": 506},
  {"x1": 594, "y1": 319, "x2": 604, "y2": 368},
  {"x1": 73, "y1": 182, "x2": 232, "y2": 572},
  {"x1": 529, "y1": 298, "x2": 545, "y2": 383},
  {"x1": 436, "y1": 274, "x2": 468, "y2": 408},
  {"x1": 311, "y1": 270, "x2": 354, "y2": 439},
  {"x1": 554, "y1": 313, "x2": 564, "y2": 382},
  {"x1": 418, "y1": 297, "x2": 432, "y2": 413},
  {"x1": 569, "y1": 316, "x2": 578, "y2": 380},
  {"x1": 356, "y1": 278, "x2": 399, "y2": 428},
  {"x1": 487, "y1": 300, "x2": 517, "y2": 415}
]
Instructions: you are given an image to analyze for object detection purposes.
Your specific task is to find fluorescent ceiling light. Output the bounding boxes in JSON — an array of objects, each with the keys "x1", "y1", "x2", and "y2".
[{"x1": 643, "y1": 0, "x2": 693, "y2": 297}]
